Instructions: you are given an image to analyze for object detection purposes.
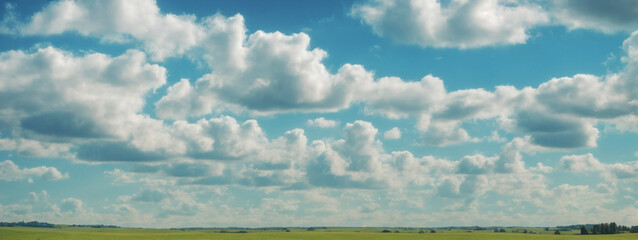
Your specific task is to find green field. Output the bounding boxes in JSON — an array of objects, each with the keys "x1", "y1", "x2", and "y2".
[{"x1": 2, "y1": 227, "x2": 638, "y2": 240}]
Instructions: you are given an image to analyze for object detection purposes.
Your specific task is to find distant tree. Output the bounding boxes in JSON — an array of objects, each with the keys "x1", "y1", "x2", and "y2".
[
  {"x1": 494, "y1": 229, "x2": 499, "y2": 233},
  {"x1": 498, "y1": 228, "x2": 506, "y2": 233},
  {"x1": 523, "y1": 229, "x2": 528, "y2": 234},
  {"x1": 382, "y1": 230, "x2": 391, "y2": 233},
  {"x1": 592, "y1": 224, "x2": 600, "y2": 234},
  {"x1": 554, "y1": 230, "x2": 560, "y2": 235},
  {"x1": 581, "y1": 226, "x2": 589, "y2": 235},
  {"x1": 418, "y1": 230, "x2": 425, "y2": 234},
  {"x1": 630, "y1": 226, "x2": 638, "y2": 233},
  {"x1": 430, "y1": 229, "x2": 436, "y2": 233},
  {"x1": 611, "y1": 222, "x2": 618, "y2": 234}
]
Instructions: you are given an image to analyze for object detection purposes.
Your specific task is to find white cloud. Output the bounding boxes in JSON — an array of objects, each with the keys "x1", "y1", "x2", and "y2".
[
  {"x1": 351, "y1": 0, "x2": 549, "y2": 48},
  {"x1": 535, "y1": 74, "x2": 632, "y2": 119},
  {"x1": 0, "y1": 138, "x2": 16, "y2": 150},
  {"x1": 0, "y1": 160, "x2": 68, "y2": 181},
  {"x1": 0, "y1": 47, "x2": 166, "y2": 144},
  {"x1": 560, "y1": 153, "x2": 604, "y2": 172},
  {"x1": 513, "y1": 110, "x2": 600, "y2": 149},
  {"x1": 530, "y1": 162, "x2": 553, "y2": 174},
  {"x1": 20, "y1": 0, "x2": 203, "y2": 61},
  {"x1": 74, "y1": 116, "x2": 269, "y2": 162},
  {"x1": 307, "y1": 117, "x2": 339, "y2": 128},
  {"x1": 557, "y1": 153, "x2": 638, "y2": 181},
  {"x1": 484, "y1": 131, "x2": 506, "y2": 142},
  {"x1": 156, "y1": 27, "x2": 374, "y2": 116},
  {"x1": 420, "y1": 120, "x2": 475, "y2": 146},
  {"x1": 606, "y1": 161, "x2": 638, "y2": 180},
  {"x1": 6, "y1": 1, "x2": 637, "y2": 153},
  {"x1": 551, "y1": 0, "x2": 638, "y2": 33},
  {"x1": 383, "y1": 127, "x2": 401, "y2": 140},
  {"x1": 362, "y1": 75, "x2": 446, "y2": 119},
  {"x1": 306, "y1": 120, "x2": 395, "y2": 189},
  {"x1": 60, "y1": 197, "x2": 83, "y2": 214}
]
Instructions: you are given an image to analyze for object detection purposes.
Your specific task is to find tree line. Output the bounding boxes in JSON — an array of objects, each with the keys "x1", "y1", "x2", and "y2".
[
  {"x1": 579, "y1": 222, "x2": 638, "y2": 235},
  {"x1": 0, "y1": 221, "x2": 54, "y2": 228},
  {"x1": 0, "y1": 221, "x2": 120, "y2": 229}
]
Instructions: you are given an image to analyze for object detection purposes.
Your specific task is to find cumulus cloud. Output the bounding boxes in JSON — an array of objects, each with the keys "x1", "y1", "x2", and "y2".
[
  {"x1": 60, "y1": 198, "x2": 83, "y2": 214},
  {"x1": 351, "y1": 0, "x2": 549, "y2": 48},
  {"x1": 383, "y1": 127, "x2": 401, "y2": 140},
  {"x1": 6, "y1": 3, "x2": 373, "y2": 115},
  {"x1": 558, "y1": 153, "x2": 638, "y2": 181},
  {"x1": 366, "y1": 31, "x2": 638, "y2": 148},
  {"x1": 551, "y1": 0, "x2": 638, "y2": 33},
  {"x1": 513, "y1": 110, "x2": 599, "y2": 149},
  {"x1": 6, "y1": 0, "x2": 638, "y2": 152},
  {"x1": 362, "y1": 75, "x2": 446, "y2": 118},
  {"x1": 606, "y1": 161, "x2": 638, "y2": 180},
  {"x1": 19, "y1": 0, "x2": 203, "y2": 60},
  {"x1": 0, "y1": 160, "x2": 68, "y2": 181},
  {"x1": 530, "y1": 162, "x2": 553, "y2": 174},
  {"x1": 306, "y1": 121, "x2": 394, "y2": 189},
  {"x1": 0, "y1": 47, "x2": 165, "y2": 142},
  {"x1": 156, "y1": 26, "x2": 374, "y2": 116},
  {"x1": 73, "y1": 116, "x2": 270, "y2": 163},
  {"x1": 307, "y1": 117, "x2": 339, "y2": 128},
  {"x1": 0, "y1": 138, "x2": 71, "y2": 158},
  {"x1": 560, "y1": 153, "x2": 604, "y2": 172},
  {"x1": 150, "y1": 13, "x2": 374, "y2": 116},
  {"x1": 8, "y1": 44, "x2": 622, "y2": 151}
]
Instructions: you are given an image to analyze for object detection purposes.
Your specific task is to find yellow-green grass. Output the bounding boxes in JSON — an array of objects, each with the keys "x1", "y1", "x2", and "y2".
[{"x1": 2, "y1": 227, "x2": 637, "y2": 240}]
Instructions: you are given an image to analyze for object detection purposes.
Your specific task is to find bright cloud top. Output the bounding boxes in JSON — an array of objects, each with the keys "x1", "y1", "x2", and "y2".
[
  {"x1": 351, "y1": 0, "x2": 549, "y2": 48},
  {"x1": 0, "y1": 160, "x2": 68, "y2": 182}
]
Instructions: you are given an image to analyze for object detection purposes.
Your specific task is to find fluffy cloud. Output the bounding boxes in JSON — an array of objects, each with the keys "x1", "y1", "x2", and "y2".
[
  {"x1": 0, "y1": 138, "x2": 72, "y2": 158},
  {"x1": 156, "y1": 27, "x2": 374, "y2": 116},
  {"x1": 558, "y1": 153, "x2": 638, "y2": 181},
  {"x1": 11, "y1": 0, "x2": 636, "y2": 151},
  {"x1": 551, "y1": 0, "x2": 638, "y2": 33},
  {"x1": 19, "y1": 0, "x2": 203, "y2": 60},
  {"x1": 307, "y1": 117, "x2": 339, "y2": 128},
  {"x1": 383, "y1": 127, "x2": 401, "y2": 140},
  {"x1": 306, "y1": 121, "x2": 394, "y2": 189},
  {"x1": 351, "y1": 0, "x2": 549, "y2": 48},
  {"x1": 0, "y1": 47, "x2": 165, "y2": 142},
  {"x1": 60, "y1": 198, "x2": 83, "y2": 214},
  {"x1": 362, "y1": 31, "x2": 638, "y2": 148},
  {"x1": 606, "y1": 161, "x2": 638, "y2": 180},
  {"x1": 0, "y1": 160, "x2": 68, "y2": 181},
  {"x1": 9, "y1": 1, "x2": 375, "y2": 115},
  {"x1": 74, "y1": 116, "x2": 269, "y2": 162},
  {"x1": 560, "y1": 153, "x2": 604, "y2": 172},
  {"x1": 362, "y1": 75, "x2": 446, "y2": 118}
]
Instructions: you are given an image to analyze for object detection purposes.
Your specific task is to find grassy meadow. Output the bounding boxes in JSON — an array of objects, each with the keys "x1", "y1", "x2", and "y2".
[{"x1": 2, "y1": 227, "x2": 638, "y2": 240}]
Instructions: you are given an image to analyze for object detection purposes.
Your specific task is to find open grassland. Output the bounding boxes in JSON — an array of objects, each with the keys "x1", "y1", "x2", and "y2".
[{"x1": 2, "y1": 227, "x2": 638, "y2": 240}]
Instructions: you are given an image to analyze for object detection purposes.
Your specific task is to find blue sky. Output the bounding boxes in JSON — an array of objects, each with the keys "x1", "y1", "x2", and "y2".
[{"x1": 1, "y1": 0, "x2": 638, "y2": 228}]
